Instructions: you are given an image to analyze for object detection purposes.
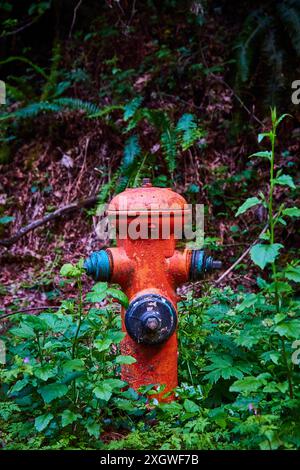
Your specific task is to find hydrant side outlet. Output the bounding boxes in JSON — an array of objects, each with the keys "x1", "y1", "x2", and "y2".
[{"x1": 83, "y1": 250, "x2": 111, "y2": 281}]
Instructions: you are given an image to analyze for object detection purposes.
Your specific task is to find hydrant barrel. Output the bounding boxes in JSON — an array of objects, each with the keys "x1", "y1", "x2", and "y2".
[{"x1": 84, "y1": 181, "x2": 222, "y2": 401}]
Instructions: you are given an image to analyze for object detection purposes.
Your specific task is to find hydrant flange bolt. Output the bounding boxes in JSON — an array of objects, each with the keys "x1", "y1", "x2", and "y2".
[{"x1": 125, "y1": 294, "x2": 177, "y2": 345}]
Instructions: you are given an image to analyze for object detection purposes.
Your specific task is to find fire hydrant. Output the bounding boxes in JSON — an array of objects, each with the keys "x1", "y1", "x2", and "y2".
[{"x1": 84, "y1": 179, "x2": 221, "y2": 400}]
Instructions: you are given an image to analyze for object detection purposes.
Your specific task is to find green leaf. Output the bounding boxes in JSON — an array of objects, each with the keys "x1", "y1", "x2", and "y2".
[
  {"x1": 34, "y1": 413, "x2": 54, "y2": 432},
  {"x1": 38, "y1": 383, "x2": 68, "y2": 403},
  {"x1": 61, "y1": 410, "x2": 82, "y2": 427},
  {"x1": 93, "y1": 282, "x2": 108, "y2": 292},
  {"x1": 115, "y1": 355, "x2": 137, "y2": 365},
  {"x1": 85, "y1": 421, "x2": 101, "y2": 439},
  {"x1": 284, "y1": 265, "x2": 300, "y2": 282},
  {"x1": 282, "y1": 207, "x2": 300, "y2": 217},
  {"x1": 34, "y1": 364, "x2": 57, "y2": 381},
  {"x1": 60, "y1": 263, "x2": 82, "y2": 278},
  {"x1": 249, "y1": 151, "x2": 272, "y2": 160},
  {"x1": 94, "y1": 338, "x2": 113, "y2": 352},
  {"x1": 62, "y1": 359, "x2": 85, "y2": 372},
  {"x1": 106, "y1": 288, "x2": 129, "y2": 308},
  {"x1": 276, "y1": 113, "x2": 291, "y2": 127},
  {"x1": 274, "y1": 320, "x2": 300, "y2": 339},
  {"x1": 183, "y1": 399, "x2": 200, "y2": 413},
  {"x1": 103, "y1": 378, "x2": 127, "y2": 389},
  {"x1": 274, "y1": 174, "x2": 296, "y2": 189},
  {"x1": 10, "y1": 378, "x2": 29, "y2": 395},
  {"x1": 250, "y1": 243, "x2": 283, "y2": 270},
  {"x1": 10, "y1": 323, "x2": 35, "y2": 339},
  {"x1": 258, "y1": 132, "x2": 270, "y2": 143},
  {"x1": 235, "y1": 197, "x2": 261, "y2": 217},
  {"x1": 203, "y1": 353, "x2": 250, "y2": 384},
  {"x1": 85, "y1": 292, "x2": 106, "y2": 303},
  {"x1": 230, "y1": 375, "x2": 268, "y2": 393},
  {"x1": 93, "y1": 382, "x2": 113, "y2": 401}
]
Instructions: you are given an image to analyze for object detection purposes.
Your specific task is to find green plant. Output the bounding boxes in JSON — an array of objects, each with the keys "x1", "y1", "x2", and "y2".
[{"x1": 0, "y1": 260, "x2": 148, "y2": 449}]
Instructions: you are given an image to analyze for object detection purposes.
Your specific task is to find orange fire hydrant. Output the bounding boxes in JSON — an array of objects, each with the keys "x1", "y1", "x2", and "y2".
[{"x1": 84, "y1": 179, "x2": 221, "y2": 400}]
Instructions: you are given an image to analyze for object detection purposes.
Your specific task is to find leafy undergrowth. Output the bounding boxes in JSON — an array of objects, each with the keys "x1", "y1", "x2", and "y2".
[{"x1": 1, "y1": 273, "x2": 300, "y2": 450}]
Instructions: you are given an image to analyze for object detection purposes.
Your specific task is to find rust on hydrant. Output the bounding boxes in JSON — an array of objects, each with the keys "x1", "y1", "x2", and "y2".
[{"x1": 84, "y1": 179, "x2": 221, "y2": 401}]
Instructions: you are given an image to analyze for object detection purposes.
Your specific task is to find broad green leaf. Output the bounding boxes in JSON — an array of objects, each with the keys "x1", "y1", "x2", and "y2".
[
  {"x1": 61, "y1": 409, "x2": 82, "y2": 427},
  {"x1": 183, "y1": 399, "x2": 200, "y2": 413},
  {"x1": 230, "y1": 375, "x2": 268, "y2": 393},
  {"x1": 106, "y1": 288, "x2": 129, "y2": 308},
  {"x1": 235, "y1": 197, "x2": 261, "y2": 217},
  {"x1": 85, "y1": 421, "x2": 101, "y2": 439},
  {"x1": 34, "y1": 364, "x2": 58, "y2": 381},
  {"x1": 62, "y1": 359, "x2": 85, "y2": 372},
  {"x1": 10, "y1": 378, "x2": 29, "y2": 395},
  {"x1": 274, "y1": 174, "x2": 296, "y2": 189},
  {"x1": 282, "y1": 207, "x2": 300, "y2": 217},
  {"x1": 38, "y1": 383, "x2": 68, "y2": 403},
  {"x1": 86, "y1": 290, "x2": 107, "y2": 303},
  {"x1": 249, "y1": 151, "x2": 272, "y2": 160},
  {"x1": 103, "y1": 378, "x2": 127, "y2": 389},
  {"x1": 94, "y1": 338, "x2": 113, "y2": 352},
  {"x1": 284, "y1": 265, "x2": 300, "y2": 282},
  {"x1": 34, "y1": 413, "x2": 54, "y2": 432},
  {"x1": 60, "y1": 263, "x2": 82, "y2": 278},
  {"x1": 93, "y1": 382, "x2": 112, "y2": 401},
  {"x1": 93, "y1": 282, "x2": 108, "y2": 293},
  {"x1": 250, "y1": 243, "x2": 283, "y2": 270},
  {"x1": 10, "y1": 323, "x2": 35, "y2": 339},
  {"x1": 115, "y1": 355, "x2": 137, "y2": 365},
  {"x1": 274, "y1": 320, "x2": 300, "y2": 339}
]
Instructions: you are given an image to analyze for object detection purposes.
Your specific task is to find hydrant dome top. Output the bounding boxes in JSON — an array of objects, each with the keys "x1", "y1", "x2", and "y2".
[{"x1": 108, "y1": 186, "x2": 190, "y2": 215}]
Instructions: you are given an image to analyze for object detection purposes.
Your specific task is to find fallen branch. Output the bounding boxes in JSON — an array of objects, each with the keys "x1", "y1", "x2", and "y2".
[
  {"x1": 0, "y1": 195, "x2": 99, "y2": 247},
  {"x1": 0, "y1": 306, "x2": 60, "y2": 321},
  {"x1": 215, "y1": 220, "x2": 269, "y2": 285}
]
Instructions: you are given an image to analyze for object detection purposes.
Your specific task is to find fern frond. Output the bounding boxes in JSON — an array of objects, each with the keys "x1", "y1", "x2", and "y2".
[
  {"x1": 122, "y1": 135, "x2": 141, "y2": 172},
  {"x1": 0, "y1": 102, "x2": 61, "y2": 121},
  {"x1": 161, "y1": 125, "x2": 177, "y2": 173},
  {"x1": 89, "y1": 105, "x2": 123, "y2": 119},
  {"x1": 176, "y1": 113, "x2": 206, "y2": 151},
  {"x1": 123, "y1": 96, "x2": 143, "y2": 121},
  {"x1": 277, "y1": 3, "x2": 300, "y2": 56},
  {"x1": 53, "y1": 98, "x2": 101, "y2": 115}
]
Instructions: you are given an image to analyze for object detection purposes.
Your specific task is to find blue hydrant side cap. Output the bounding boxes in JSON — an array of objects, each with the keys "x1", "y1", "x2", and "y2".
[
  {"x1": 83, "y1": 250, "x2": 111, "y2": 281},
  {"x1": 189, "y1": 249, "x2": 222, "y2": 281}
]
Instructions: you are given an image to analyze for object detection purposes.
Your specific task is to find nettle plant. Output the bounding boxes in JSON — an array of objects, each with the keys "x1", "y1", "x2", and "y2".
[{"x1": 0, "y1": 261, "x2": 150, "y2": 449}]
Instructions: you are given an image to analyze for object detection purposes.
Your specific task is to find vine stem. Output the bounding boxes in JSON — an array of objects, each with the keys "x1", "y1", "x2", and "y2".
[{"x1": 269, "y1": 113, "x2": 294, "y2": 399}]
